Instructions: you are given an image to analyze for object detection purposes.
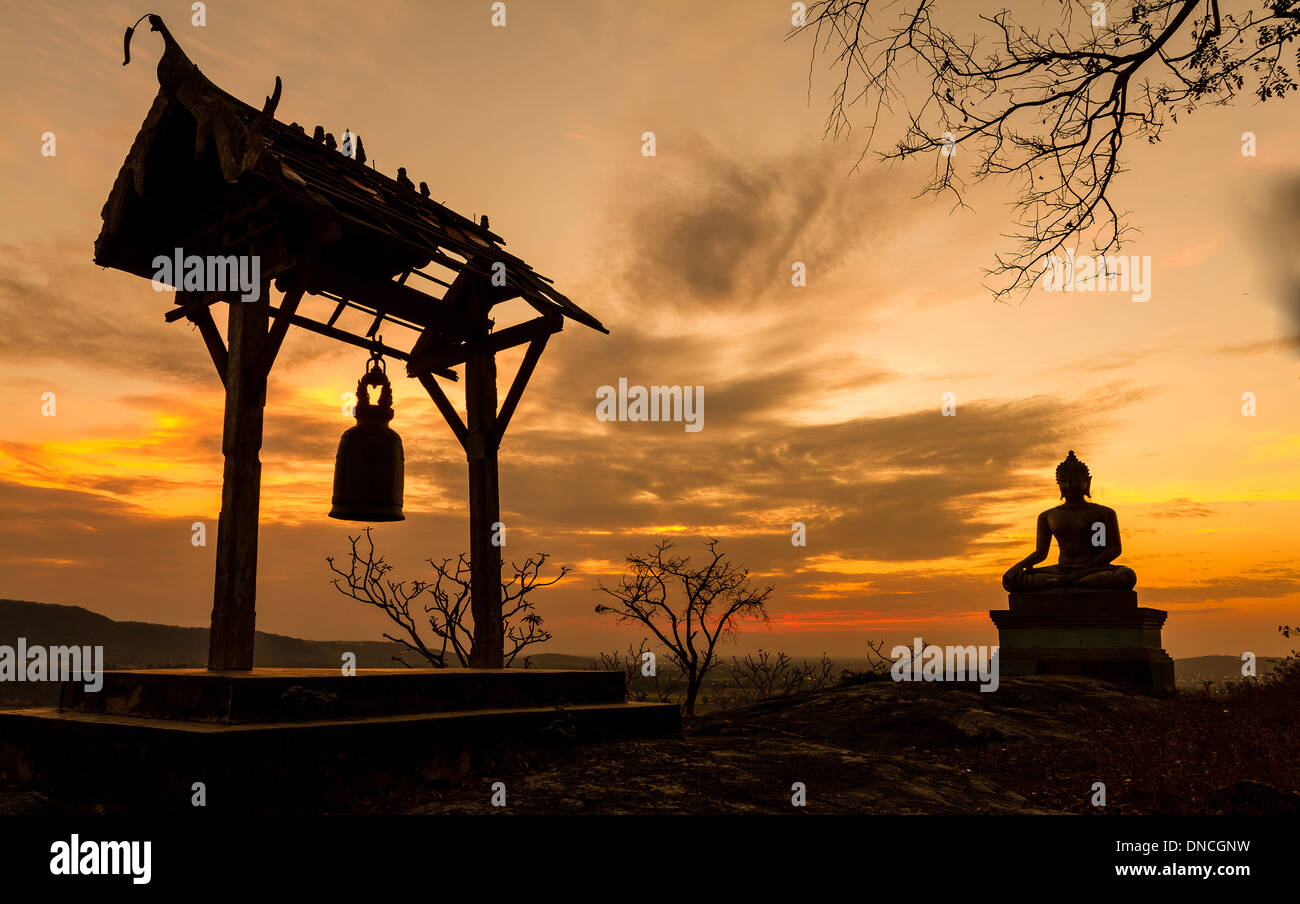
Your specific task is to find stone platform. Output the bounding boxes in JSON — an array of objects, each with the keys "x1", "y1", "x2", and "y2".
[
  {"x1": 990, "y1": 590, "x2": 1174, "y2": 693},
  {"x1": 0, "y1": 668, "x2": 681, "y2": 812}
]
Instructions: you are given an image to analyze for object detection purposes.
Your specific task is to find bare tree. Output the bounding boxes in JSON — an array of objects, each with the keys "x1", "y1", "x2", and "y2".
[
  {"x1": 865, "y1": 637, "x2": 901, "y2": 675},
  {"x1": 802, "y1": 0, "x2": 1300, "y2": 297},
  {"x1": 594, "y1": 638, "x2": 684, "y2": 703},
  {"x1": 1279, "y1": 624, "x2": 1300, "y2": 677},
  {"x1": 594, "y1": 539, "x2": 772, "y2": 715},
  {"x1": 840, "y1": 637, "x2": 930, "y2": 684},
  {"x1": 327, "y1": 528, "x2": 566, "y2": 667},
  {"x1": 729, "y1": 650, "x2": 837, "y2": 703}
]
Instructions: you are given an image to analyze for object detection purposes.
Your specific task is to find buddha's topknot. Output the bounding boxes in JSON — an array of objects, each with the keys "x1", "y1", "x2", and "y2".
[{"x1": 1056, "y1": 450, "x2": 1091, "y2": 484}]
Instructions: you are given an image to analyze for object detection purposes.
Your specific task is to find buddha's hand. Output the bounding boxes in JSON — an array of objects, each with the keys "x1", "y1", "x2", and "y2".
[{"x1": 1003, "y1": 563, "x2": 1027, "y2": 585}]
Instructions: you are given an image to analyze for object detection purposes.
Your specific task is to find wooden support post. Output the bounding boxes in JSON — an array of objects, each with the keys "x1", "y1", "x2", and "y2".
[
  {"x1": 207, "y1": 292, "x2": 270, "y2": 670},
  {"x1": 464, "y1": 285, "x2": 504, "y2": 669},
  {"x1": 413, "y1": 279, "x2": 559, "y2": 669}
]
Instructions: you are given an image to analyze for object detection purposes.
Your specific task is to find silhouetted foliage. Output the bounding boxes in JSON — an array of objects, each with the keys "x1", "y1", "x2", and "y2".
[
  {"x1": 327, "y1": 528, "x2": 565, "y2": 667},
  {"x1": 595, "y1": 538, "x2": 772, "y2": 715},
  {"x1": 802, "y1": 0, "x2": 1300, "y2": 297},
  {"x1": 729, "y1": 650, "x2": 837, "y2": 703},
  {"x1": 594, "y1": 638, "x2": 684, "y2": 703},
  {"x1": 839, "y1": 637, "x2": 927, "y2": 684}
]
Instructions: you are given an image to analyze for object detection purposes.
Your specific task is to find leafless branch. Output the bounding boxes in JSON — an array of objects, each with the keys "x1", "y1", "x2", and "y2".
[
  {"x1": 800, "y1": 0, "x2": 1300, "y2": 298},
  {"x1": 729, "y1": 650, "x2": 837, "y2": 704},
  {"x1": 594, "y1": 538, "x2": 772, "y2": 715},
  {"x1": 327, "y1": 528, "x2": 563, "y2": 667}
]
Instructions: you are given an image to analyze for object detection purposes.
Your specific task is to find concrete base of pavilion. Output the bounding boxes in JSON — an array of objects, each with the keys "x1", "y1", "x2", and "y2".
[
  {"x1": 990, "y1": 589, "x2": 1175, "y2": 694},
  {"x1": 0, "y1": 668, "x2": 681, "y2": 812}
]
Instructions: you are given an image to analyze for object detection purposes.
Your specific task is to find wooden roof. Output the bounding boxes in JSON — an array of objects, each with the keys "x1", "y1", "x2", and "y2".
[{"x1": 94, "y1": 16, "x2": 605, "y2": 373}]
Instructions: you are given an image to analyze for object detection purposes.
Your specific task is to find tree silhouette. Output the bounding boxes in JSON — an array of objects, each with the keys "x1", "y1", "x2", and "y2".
[
  {"x1": 594, "y1": 638, "x2": 684, "y2": 703},
  {"x1": 729, "y1": 650, "x2": 837, "y2": 704},
  {"x1": 327, "y1": 529, "x2": 565, "y2": 667},
  {"x1": 595, "y1": 539, "x2": 772, "y2": 715},
  {"x1": 802, "y1": 0, "x2": 1300, "y2": 297}
]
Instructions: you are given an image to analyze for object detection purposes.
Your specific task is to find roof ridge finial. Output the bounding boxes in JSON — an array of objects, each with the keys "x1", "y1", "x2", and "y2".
[{"x1": 122, "y1": 14, "x2": 181, "y2": 67}]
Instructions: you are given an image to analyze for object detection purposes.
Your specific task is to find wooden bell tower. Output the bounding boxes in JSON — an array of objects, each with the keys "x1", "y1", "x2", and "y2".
[{"x1": 93, "y1": 16, "x2": 606, "y2": 670}]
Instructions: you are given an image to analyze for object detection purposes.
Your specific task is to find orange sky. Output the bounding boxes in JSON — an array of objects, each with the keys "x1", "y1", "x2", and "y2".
[{"x1": 1, "y1": 0, "x2": 1298, "y2": 659}]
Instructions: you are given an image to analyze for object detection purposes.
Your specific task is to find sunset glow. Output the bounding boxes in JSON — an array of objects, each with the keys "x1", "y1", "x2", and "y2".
[{"x1": 1, "y1": 0, "x2": 1297, "y2": 662}]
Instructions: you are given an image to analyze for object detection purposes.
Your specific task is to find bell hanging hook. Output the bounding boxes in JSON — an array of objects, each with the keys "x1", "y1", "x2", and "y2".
[{"x1": 367, "y1": 335, "x2": 387, "y2": 374}]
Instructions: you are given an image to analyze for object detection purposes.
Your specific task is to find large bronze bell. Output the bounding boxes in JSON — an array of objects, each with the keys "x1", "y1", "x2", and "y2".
[{"x1": 329, "y1": 353, "x2": 405, "y2": 522}]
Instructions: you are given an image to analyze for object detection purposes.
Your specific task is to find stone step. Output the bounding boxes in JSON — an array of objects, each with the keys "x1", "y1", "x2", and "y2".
[
  {"x1": 59, "y1": 667, "x2": 628, "y2": 722},
  {"x1": 0, "y1": 699, "x2": 682, "y2": 812}
]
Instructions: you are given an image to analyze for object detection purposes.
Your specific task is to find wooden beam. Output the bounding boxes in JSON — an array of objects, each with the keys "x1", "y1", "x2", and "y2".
[
  {"x1": 186, "y1": 304, "x2": 229, "y2": 386},
  {"x1": 307, "y1": 261, "x2": 452, "y2": 330},
  {"x1": 312, "y1": 289, "x2": 426, "y2": 333},
  {"x1": 403, "y1": 268, "x2": 478, "y2": 370},
  {"x1": 407, "y1": 313, "x2": 562, "y2": 375},
  {"x1": 325, "y1": 297, "x2": 348, "y2": 327},
  {"x1": 490, "y1": 332, "x2": 550, "y2": 448},
  {"x1": 408, "y1": 268, "x2": 455, "y2": 291},
  {"x1": 263, "y1": 300, "x2": 459, "y2": 382},
  {"x1": 417, "y1": 373, "x2": 468, "y2": 449},
  {"x1": 165, "y1": 290, "x2": 226, "y2": 323},
  {"x1": 257, "y1": 285, "x2": 303, "y2": 379}
]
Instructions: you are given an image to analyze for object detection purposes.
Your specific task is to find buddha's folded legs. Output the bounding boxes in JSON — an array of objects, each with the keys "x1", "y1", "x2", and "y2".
[
  {"x1": 1072, "y1": 565, "x2": 1137, "y2": 590},
  {"x1": 1003, "y1": 565, "x2": 1066, "y2": 592},
  {"x1": 1003, "y1": 563, "x2": 1136, "y2": 592}
]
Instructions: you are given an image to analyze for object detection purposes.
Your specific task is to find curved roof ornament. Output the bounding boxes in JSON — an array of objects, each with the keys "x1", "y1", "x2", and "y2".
[
  {"x1": 123, "y1": 14, "x2": 193, "y2": 87},
  {"x1": 121, "y1": 13, "x2": 282, "y2": 183}
]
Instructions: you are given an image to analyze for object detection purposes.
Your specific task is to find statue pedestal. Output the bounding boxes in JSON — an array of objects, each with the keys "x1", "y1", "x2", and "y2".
[{"x1": 990, "y1": 590, "x2": 1174, "y2": 693}]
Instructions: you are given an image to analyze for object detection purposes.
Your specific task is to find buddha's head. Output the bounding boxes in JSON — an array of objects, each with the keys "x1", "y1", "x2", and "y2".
[{"x1": 1055, "y1": 450, "x2": 1092, "y2": 501}]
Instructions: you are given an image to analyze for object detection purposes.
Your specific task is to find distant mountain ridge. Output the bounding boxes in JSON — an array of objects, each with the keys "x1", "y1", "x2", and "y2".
[
  {"x1": 0, "y1": 599, "x2": 594, "y2": 706},
  {"x1": 0, "y1": 598, "x2": 1279, "y2": 707}
]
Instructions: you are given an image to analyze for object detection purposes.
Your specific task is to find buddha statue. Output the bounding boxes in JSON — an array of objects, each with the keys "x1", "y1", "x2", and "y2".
[{"x1": 1002, "y1": 451, "x2": 1137, "y2": 592}]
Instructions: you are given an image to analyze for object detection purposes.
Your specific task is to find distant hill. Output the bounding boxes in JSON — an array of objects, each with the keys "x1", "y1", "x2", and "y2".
[
  {"x1": 1174, "y1": 655, "x2": 1285, "y2": 687},
  {"x1": 2, "y1": 598, "x2": 1282, "y2": 706},
  {"x1": 0, "y1": 599, "x2": 598, "y2": 706}
]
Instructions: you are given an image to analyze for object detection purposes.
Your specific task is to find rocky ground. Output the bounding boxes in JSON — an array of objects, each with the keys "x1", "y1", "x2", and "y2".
[
  {"x1": 6, "y1": 673, "x2": 1296, "y2": 815},
  {"x1": 392, "y1": 675, "x2": 1163, "y2": 815}
]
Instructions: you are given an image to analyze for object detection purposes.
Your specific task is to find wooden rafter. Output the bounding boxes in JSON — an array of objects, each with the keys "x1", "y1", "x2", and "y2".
[{"x1": 305, "y1": 261, "x2": 453, "y2": 331}]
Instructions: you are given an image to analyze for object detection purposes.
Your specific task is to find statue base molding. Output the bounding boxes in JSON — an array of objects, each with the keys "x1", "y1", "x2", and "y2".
[{"x1": 990, "y1": 589, "x2": 1174, "y2": 694}]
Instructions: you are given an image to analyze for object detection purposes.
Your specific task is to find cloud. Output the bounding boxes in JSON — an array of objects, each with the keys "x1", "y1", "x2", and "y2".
[
  {"x1": 611, "y1": 140, "x2": 901, "y2": 310},
  {"x1": 1144, "y1": 500, "x2": 1218, "y2": 519},
  {"x1": 0, "y1": 242, "x2": 353, "y2": 384},
  {"x1": 1253, "y1": 174, "x2": 1300, "y2": 354},
  {"x1": 493, "y1": 388, "x2": 1139, "y2": 565},
  {"x1": 0, "y1": 243, "x2": 220, "y2": 383},
  {"x1": 1144, "y1": 573, "x2": 1300, "y2": 604},
  {"x1": 1212, "y1": 336, "x2": 1300, "y2": 357}
]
